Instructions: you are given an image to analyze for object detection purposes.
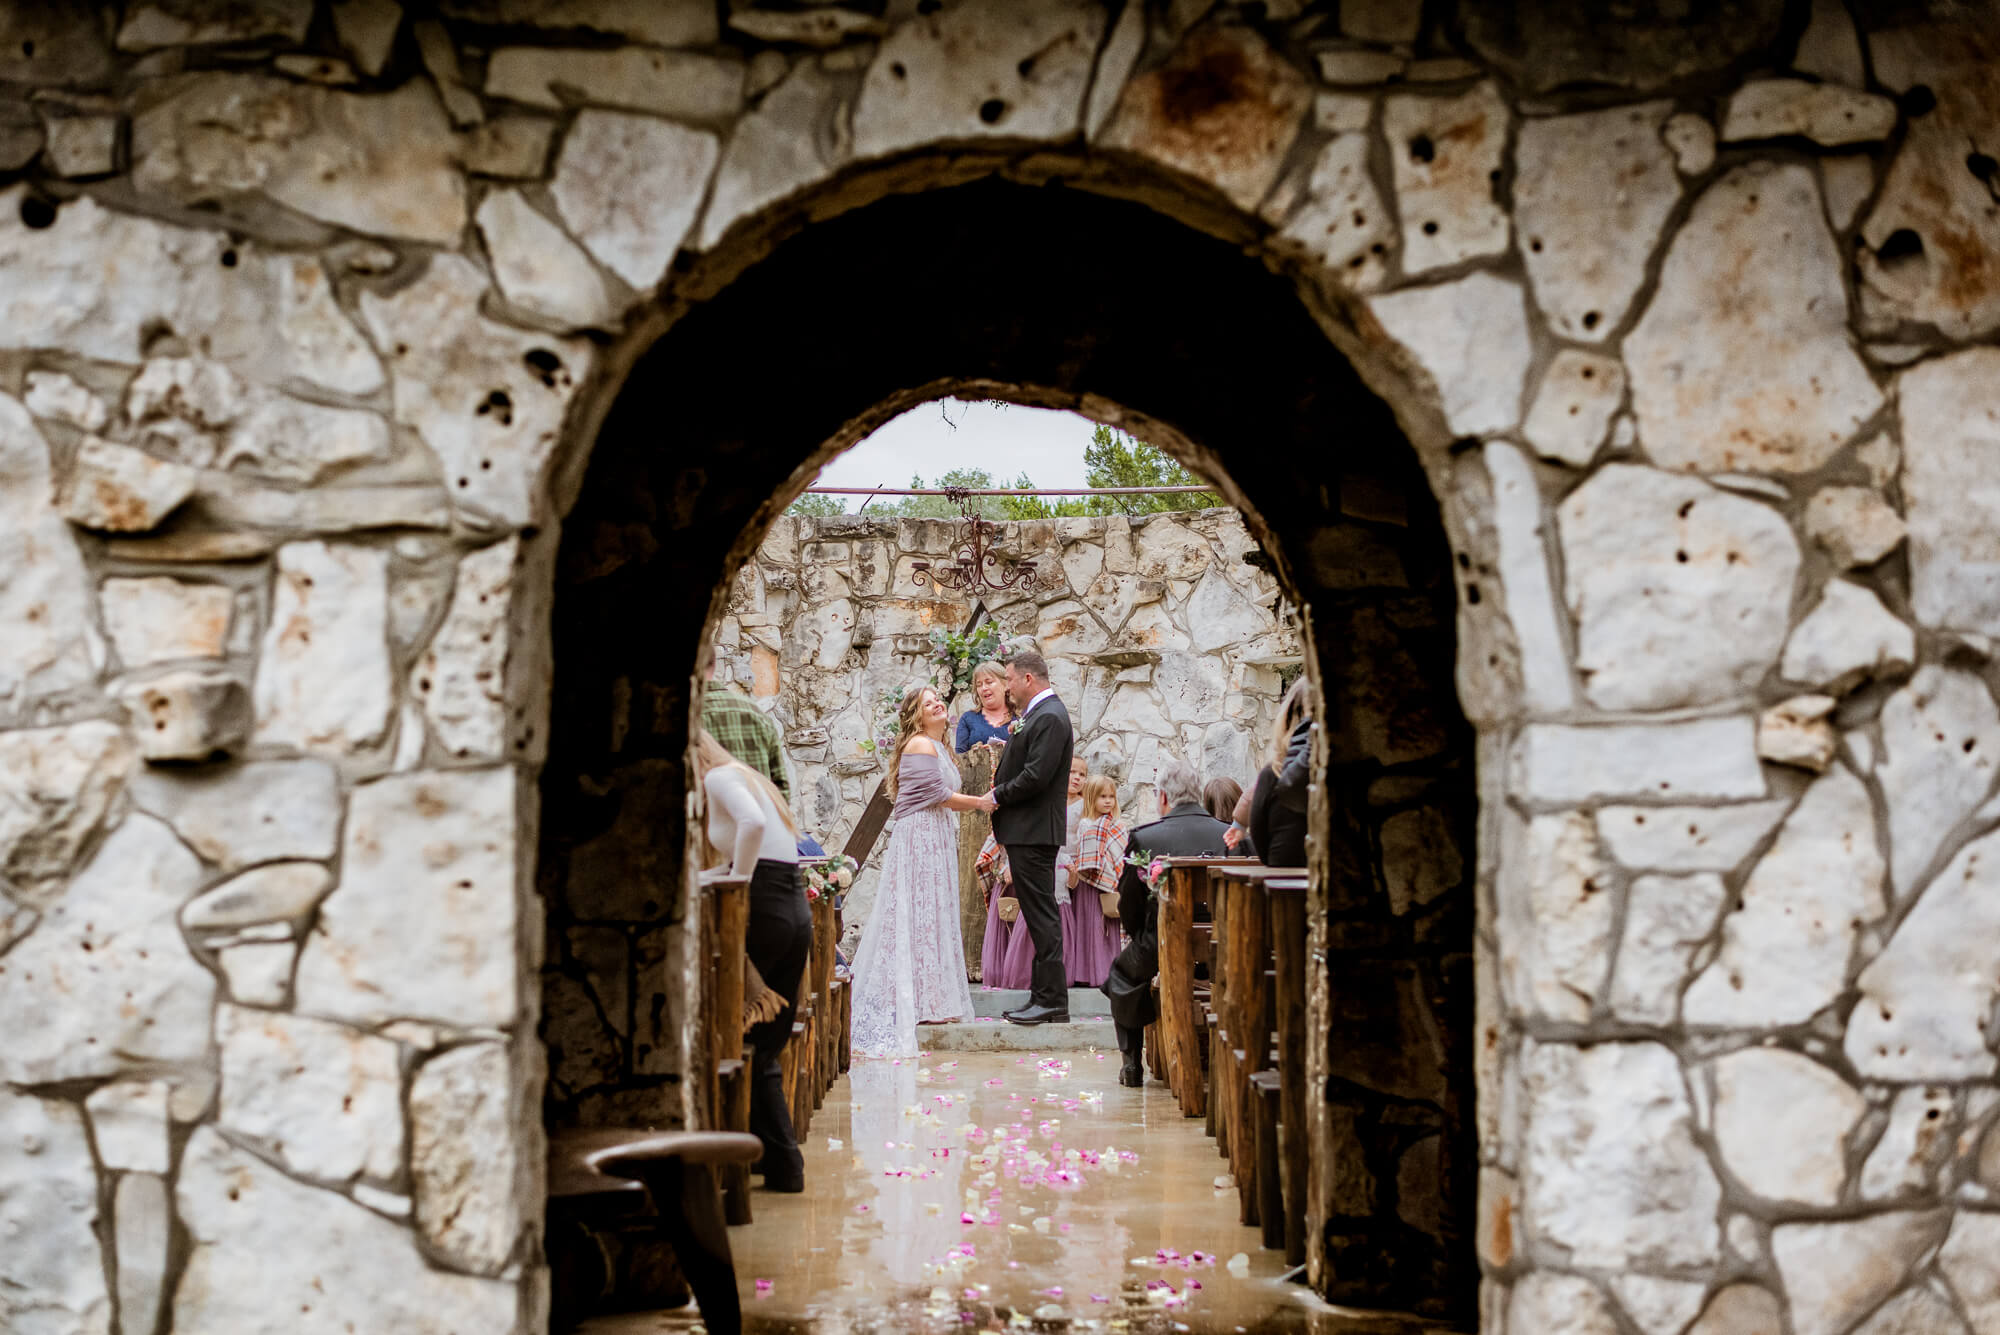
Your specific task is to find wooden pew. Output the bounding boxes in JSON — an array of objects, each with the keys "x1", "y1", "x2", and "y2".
[
  {"x1": 1153, "y1": 857, "x2": 1260, "y2": 1119},
  {"x1": 548, "y1": 1128, "x2": 763, "y2": 1334},
  {"x1": 1211, "y1": 864, "x2": 1304, "y2": 1233},
  {"x1": 1266, "y1": 874, "x2": 1310, "y2": 1265},
  {"x1": 698, "y1": 869, "x2": 755, "y2": 1226}
]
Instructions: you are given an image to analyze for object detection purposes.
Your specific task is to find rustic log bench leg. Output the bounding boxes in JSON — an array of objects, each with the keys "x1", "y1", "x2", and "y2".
[
  {"x1": 1251, "y1": 1071, "x2": 1285, "y2": 1250},
  {"x1": 553, "y1": 1129, "x2": 763, "y2": 1335}
]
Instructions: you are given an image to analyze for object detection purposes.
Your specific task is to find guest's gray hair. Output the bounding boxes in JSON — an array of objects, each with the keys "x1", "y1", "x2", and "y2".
[{"x1": 1157, "y1": 762, "x2": 1203, "y2": 809}]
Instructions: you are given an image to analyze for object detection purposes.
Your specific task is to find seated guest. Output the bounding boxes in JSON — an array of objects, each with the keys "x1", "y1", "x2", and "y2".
[
  {"x1": 1059, "y1": 775, "x2": 1127, "y2": 987},
  {"x1": 954, "y1": 660, "x2": 1015, "y2": 753},
  {"x1": 1250, "y1": 679, "x2": 1311, "y2": 868},
  {"x1": 1100, "y1": 762, "x2": 1229, "y2": 1088},
  {"x1": 702, "y1": 653, "x2": 790, "y2": 800},
  {"x1": 1224, "y1": 787, "x2": 1256, "y2": 856},
  {"x1": 1202, "y1": 776, "x2": 1242, "y2": 824}
]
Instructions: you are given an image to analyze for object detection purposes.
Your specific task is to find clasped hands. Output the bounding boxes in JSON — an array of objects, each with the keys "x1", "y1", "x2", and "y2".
[{"x1": 973, "y1": 792, "x2": 999, "y2": 812}]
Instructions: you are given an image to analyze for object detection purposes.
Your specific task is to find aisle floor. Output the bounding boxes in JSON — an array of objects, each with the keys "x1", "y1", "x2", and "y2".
[{"x1": 581, "y1": 1048, "x2": 1455, "y2": 1335}]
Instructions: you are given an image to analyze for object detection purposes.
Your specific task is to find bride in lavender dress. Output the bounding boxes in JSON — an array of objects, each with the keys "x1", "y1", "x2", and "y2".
[{"x1": 849, "y1": 685, "x2": 984, "y2": 1060}]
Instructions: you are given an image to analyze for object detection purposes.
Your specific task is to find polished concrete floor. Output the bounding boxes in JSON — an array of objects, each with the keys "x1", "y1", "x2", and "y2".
[{"x1": 581, "y1": 1049, "x2": 1456, "y2": 1335}]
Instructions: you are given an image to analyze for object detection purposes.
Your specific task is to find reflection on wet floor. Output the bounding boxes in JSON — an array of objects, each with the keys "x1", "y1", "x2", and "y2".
[{"x1": 579, "y1": 1049, "x2": 1458, "y2": 1335}]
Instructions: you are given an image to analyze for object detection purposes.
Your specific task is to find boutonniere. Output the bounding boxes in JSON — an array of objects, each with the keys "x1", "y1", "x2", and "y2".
[{"x1": 1007, "y1": 716, "x2": 1023, "y2": 736}]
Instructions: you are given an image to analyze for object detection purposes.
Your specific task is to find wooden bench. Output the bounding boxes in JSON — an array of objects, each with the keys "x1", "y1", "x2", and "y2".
[
  {"x1": 1266, "y1": 874, "x2": 1310, "y2": 1265},
  {"x1": 1154, "y1": 857, "x2": 1260, "y2": 1119},
  {"x1": 547, "y1": 1128, "x2": 763, "y2": 1334},
  {"x1": 1211, "y1": 864, "x2": 1304, "y2": 1235}
]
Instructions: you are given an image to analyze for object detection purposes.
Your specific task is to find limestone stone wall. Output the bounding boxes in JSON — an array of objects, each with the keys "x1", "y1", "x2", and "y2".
[
  {"x1": 0, "y1": 0, "x2": 1996, "y2": 1331},
  {"x1": 718, "y1": 508, "x2": 1299, "y2": 933}
]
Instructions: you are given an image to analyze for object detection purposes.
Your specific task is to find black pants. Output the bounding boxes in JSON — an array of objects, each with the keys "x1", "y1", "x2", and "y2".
[
  {"x1": 1006, "y1": 841, "x2": 1066, "y2": 1008},
  {"x1": 1116, "y1": 1023, "x2": 1145, "y2": 1064},
  {"x1": 744, "y1": 859, "x2": 811, "y2": 1186}
]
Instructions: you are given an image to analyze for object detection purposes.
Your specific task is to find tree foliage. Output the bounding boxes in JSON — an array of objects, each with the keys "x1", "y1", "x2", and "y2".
[
  {"x1": 1080, "y1": 424, "x2": 1219, "y2": 514},
  {"x1": 785, "y1": 491, "x2": 848, "y2": 517}
]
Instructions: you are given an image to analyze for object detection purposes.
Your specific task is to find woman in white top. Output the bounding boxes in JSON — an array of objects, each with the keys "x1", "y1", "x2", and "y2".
[
  {"x1": 696, "y1": 729, "x2": 809, "y2": 1192},
  {"x1": 848, "y1": 685, "x2": 987, "y2": 1059}
]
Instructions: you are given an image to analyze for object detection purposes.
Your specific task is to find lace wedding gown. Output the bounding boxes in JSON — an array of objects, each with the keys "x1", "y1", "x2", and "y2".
[{"x1": 849, "y1": 747, "x2": 976, "y2": 1059}]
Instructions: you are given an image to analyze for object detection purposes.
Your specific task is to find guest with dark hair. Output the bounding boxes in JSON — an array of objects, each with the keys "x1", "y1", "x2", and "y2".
[{"x1": 1202, "y1": 776, "x2": 1242, "y2": 824}]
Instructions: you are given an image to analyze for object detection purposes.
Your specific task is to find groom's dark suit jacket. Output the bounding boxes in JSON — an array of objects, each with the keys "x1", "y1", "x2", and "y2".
[{"x1": 989, "y1": 694, "x2": 1073, "y2": 845}]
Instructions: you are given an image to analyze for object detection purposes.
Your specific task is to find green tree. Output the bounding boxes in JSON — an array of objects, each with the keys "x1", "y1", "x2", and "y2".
[
  {"x1": 1082, "y1": 424, "x2": 1219, "y2": 515},
  {"x1": 892, "y1": 468, "x2": 1017, "y2": 519},
  {"x1": 785, "y1": 491, "x2": 848, "y2": 517},
  {"x1": 999, "y1": 471, "x2": 1089, "y2": 520}
]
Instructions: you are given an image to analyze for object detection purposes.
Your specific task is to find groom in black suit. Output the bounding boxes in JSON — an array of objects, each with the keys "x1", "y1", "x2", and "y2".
[{"x1": 979, "y1": 650, "x2": 1074, "y2": 1025}]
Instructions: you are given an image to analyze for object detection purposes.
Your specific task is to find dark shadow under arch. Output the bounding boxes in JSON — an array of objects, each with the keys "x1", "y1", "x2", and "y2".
[{"x1": 538, "y1": 177, "x2": 1476, "y2": 1319}]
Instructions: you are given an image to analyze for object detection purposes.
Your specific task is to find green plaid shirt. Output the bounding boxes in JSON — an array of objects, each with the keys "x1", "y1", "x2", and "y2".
[{"x1": 701, "y1": 685, "x2": 789, "y2": 800}]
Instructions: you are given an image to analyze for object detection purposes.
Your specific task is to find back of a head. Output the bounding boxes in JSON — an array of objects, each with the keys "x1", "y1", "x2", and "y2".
[
  {"x1": 1269, "y1": 676, "x2": 1311, "y2": 770},
  {"x1": 1202, "y1": 776, "x2": 1243, "y2": 822},
  {"x1": 1157, "y1": 761, "x2": 1203, "y2": 810}
]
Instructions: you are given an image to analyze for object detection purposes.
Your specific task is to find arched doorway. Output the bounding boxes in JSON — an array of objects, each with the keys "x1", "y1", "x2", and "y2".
[{"x1": 536, "y1": 174, "x2": 1476, "y2": 1319}]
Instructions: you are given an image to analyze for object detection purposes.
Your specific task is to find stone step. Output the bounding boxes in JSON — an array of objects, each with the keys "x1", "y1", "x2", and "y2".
[
  {"x1": 969, "y1": 987, "x2": 1111, "y2": 1019},
  {"x1": 918, "y1": 1017, "x2": 1117, "y2": 1052}
]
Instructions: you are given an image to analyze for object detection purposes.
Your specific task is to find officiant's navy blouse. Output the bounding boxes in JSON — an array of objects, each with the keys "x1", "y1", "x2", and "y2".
[{"x1": 955, "y1": 711, "x2": 1012, "y2": 753}]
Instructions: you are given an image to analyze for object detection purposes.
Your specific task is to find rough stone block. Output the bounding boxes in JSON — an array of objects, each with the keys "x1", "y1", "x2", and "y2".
[
  {"x1": 1684, "y1": 765, "x2": 1883, "y2": 1028},
  {"x1": 0, "y1": 1089, "x2": 110, "y2": 1333},
  {"x1": 1901, "y1": 349, "x2": 2000, "y2": 634},
  {"x1": 1369, "y1": 272, "x2": 1532, "y2": 437},
  {"x1": 218, "y1": 1004, "x2": 404, "y2": 1184},
  {"x1": 253, "y1": 542, "x2": 393, "y2": 755},
  {"x1": 1805, "y1": 486, "x2": 1906, "y2": 568},
  {"x1": 485, "y1": 45, "x2": 742, "y2": 123},
  {"x1": 1514, "y1": 102, "x2": 1680, "y2": 342},
  {"x1": 1780, "y1": 581, "x2": 1915, "y2": 695},
  {"x1": 100, "y1": 576, "x2": 232, "y2": 668},
  {"x1": 413, "y1": 538, "x2": 517, "y2": 761},
  {"x1": 1608, "y1": 872, "x2": 1726, "y2": 1025},
  {"x1": 1626, "y1": 163, "x2": 1882, "y2": 473},
  {"x1": 1383, "y1": 82, "x2": 1511, "y2": 275},
  {"x1": 1709, "y1": 1047, "x2": 1862, "y2": 1206},
  {"x1": 360, "y1": 254, "x2": 592, "y2": 526},
  {"x1": 1275, "y1": 131, "x2": 1395, "y2": 290},
  {"x1": 57, "y1": 437, "x2": 196, "y2": 532},
  {"x1": 118, "y1": 0, "x2": 311, "y2": 49},
  {"x1": 1756, "y1": 694, "x2": 1837, "y2": 773},
  {"x1": 1483, "y1": 442, "x2": 1575, "y2": 713},
  {"x1": 129, "y1": 757, "x2": 339, "y2": 871},
  {"x1": 1876, "y1": 666, "x2": 2000, "y2": 899},
  {"x1": 0, "y1": 813, "x2": 212, "y2": 1084},
  {"x1": 1722, "y1": 78, "x2": 1898, "y2": 145},
  {"x1": 114, "y1": 1171, "x2": 170, "y2": 1335},
  {"x1": 85, "y1": 1080, "x2": 171, "y2": 1174},
  {"x1": 0, "y1": 719, "x2": 133, "y2": 904},
  {"x1": 1522, "y1": 350, "x2": 1625, "y2": 467},
  {"x1": 551, "y1": 109, "x2": 719, "y2": 293},
  {"x1": 1771, "y1": 1212, "x2": 1948, "y2": 1335},
  {"x1": 1511, "y1": 718, "x2": 1765, "y2": 803},
  {"x1": 116, "y1": 667, "x2": 252, "y2": 761},
  {"x1": 131, "y1": 76, "x2": 465, "y2": 244},
  {"x1": 1520, "y1": 1040, "x2": 1721, "y2": 1270},
  {"x1": 1847, "y1": 823, "x2": 2000, "y2": 1081},
  {"x1": 174, "y1": 1127, "x2": 522, "y2": 1333},
  {"x1": 1596, "y1": 800, "x2": 1790, "y2": 874},
  {"x1": 1099, "y1": 22, "x2": 1310, "y2": 212},
  {"x1": 294, "y1": 767, "x2": 520, "y2": 1029},
  {"x1": 1496, "y1": 811, "x2": 1613, "y2": 1023},
  {"x1": 411, "y1": 1042, "x2": 523, "y2": 1275},
  {"x1": 1558, "y1": 464, "x2": 1798, "y2": 710}
]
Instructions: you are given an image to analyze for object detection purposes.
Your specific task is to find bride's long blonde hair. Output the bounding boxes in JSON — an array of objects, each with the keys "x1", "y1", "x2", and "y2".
[{"x1": 885, "y1": 685, "x2": 938, "y2": 799}]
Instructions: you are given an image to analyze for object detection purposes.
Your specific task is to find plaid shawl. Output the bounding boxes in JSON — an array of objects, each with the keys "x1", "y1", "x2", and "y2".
[
  {"x1": 1074, "y1": 816, "x2": 1128, "y2": 893},
  {"x1": 976, "y1": 833, "x2": 1009, "y2": 902}
]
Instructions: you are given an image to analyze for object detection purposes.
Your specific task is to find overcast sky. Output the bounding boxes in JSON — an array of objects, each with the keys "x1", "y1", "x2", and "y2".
[{"x1": 808, "y1": 398, "x2": 1100, "y2": 511}]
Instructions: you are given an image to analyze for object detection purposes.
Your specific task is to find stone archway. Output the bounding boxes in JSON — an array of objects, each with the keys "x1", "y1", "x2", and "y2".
[{"x1": 537, "y1": 173, "x2": 1478, "y2": 1317}]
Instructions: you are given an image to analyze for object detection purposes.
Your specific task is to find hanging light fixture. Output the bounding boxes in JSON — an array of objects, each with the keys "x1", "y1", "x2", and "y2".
[{"x1": 908, "y1": 488, "x2": 1038, "y2": 594}]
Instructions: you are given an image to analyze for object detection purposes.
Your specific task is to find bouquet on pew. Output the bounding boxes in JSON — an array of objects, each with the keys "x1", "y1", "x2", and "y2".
[
  {"x1": 804, "y1": 854, "x2": 856, "y2": 903},
  {"x1": 1125, "y1": 852, "x2": 1169, "y2": 899}
]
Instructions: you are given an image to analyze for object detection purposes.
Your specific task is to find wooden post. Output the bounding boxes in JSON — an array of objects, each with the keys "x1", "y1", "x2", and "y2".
[{"x1": 957, "y1": 745, "x2": 995, "y2": 980}]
